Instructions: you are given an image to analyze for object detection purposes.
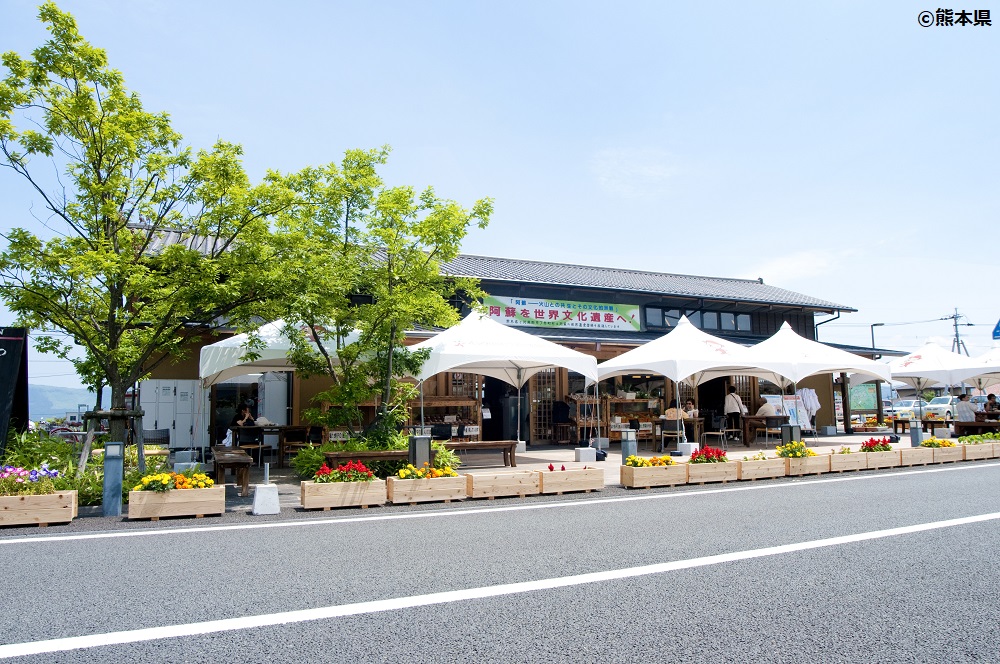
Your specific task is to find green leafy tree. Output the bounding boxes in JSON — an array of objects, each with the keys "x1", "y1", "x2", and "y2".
[
  {"x1": 275, "y1": 148, "x2": 492, "y2": 444},
  {"x1": 0, "y1": 3, "x2": 293, "y2": 442}
]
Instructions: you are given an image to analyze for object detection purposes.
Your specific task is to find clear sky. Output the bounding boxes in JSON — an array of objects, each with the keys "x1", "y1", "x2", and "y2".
[{"x1": 2, "y1": 0, "x2": 998, "y2": 388}]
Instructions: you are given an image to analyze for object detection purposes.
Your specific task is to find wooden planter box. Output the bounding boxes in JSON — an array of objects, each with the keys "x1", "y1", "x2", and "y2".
[
  {"x1": 933, "y1": 446, "x2": 964, "y2": 464},
  {"x1": 538, "y1": 468, "x2": 604, "y2": 494},
  {"x1": 128, "y1": 486, "x2": 225, "y2": 521},
  {"x1": 0, "y1": 490, "x2": 78, "y2": 527},
  {"x1": 386, "y1": 475, "x2": 466, "y2": 504},
  {"x1": 737, "y1": 458, "x2": 786, "y2": 481},
  {"x1": 899, "y1": 447, "x2": 934, "y2": 466},
  {"x1": 466, "y1": 471, "x2": 540, "y2": 499},
  {"x1": 785, "y1": 455, "x2": 830, "y2": 477},
  {"x1": 687, "y1": 462, "x2": 737, "y2": 484},
  {"x1": 620, "y1": 464, "x2": 688, "y2": 489},
  {"x1": 300, "y1": 480, "x2": 387, "y2": 510},
  {"x1": 829, "y1": 453, "x2": 867, "y2": 472},
  {"x1": 961, "y1": 444, "x2": 992, "y2": 461},
  {"x1": 866, "y1": 451, "x2": 900, "y2": 470}
]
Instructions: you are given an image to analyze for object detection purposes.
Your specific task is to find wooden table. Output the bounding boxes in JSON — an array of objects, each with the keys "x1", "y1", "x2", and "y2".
[
  {"x1": 742, "y1": 415, "x2": 789, "y2": 446},
  {"x1": 211, "y1": 446, "x2": 252, "y2": 497},
  {"x1": 954, "y1": 421, "x2": 1000, "y2": 436},
  {"x1": 893, "y1": 419, "x2": 954, "y2": 434},
  {"x1": 231, "y1": 425, "x2": 313, "y2": 466}
]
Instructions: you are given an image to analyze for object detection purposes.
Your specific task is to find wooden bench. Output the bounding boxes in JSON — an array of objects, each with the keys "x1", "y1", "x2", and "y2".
[
  {"x1": 443, "y1": 440, "x2": 519, "y2": 467},
  {"x1": 324, "y1": 450, "x2": 409, "y2": 467},
  {"x1": 954, "y1": 421, "x2": 1000, "y2": 436}
]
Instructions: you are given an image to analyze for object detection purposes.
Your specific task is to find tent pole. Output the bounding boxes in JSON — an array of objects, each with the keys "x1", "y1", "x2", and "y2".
[{"x1": 419, "y1": 381, "x2": 425, "y2": 430}]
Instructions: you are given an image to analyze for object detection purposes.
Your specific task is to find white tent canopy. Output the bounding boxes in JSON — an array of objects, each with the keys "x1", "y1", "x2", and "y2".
[
  {"x1": 887, "y1": 342, "x2": 984, "y2": 393},
  {"x1": 597, "y1": 316, "x2": 764, "y2": 385},
  {"x1": 740, "y1": 322, "x2": 892, "y2": 387},
  {"x1": 410, "y1": 313, "x2": 599, "y2": 387},
  {"x1": 199, "y1": 320, "x2": 358, "y2": 387},
  {"x1": 967, "y1": 345, "x2": 1000, "y2": 393}
]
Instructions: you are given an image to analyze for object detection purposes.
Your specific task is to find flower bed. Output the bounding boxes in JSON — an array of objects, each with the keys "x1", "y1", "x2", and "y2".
[
  {"x1": 128, "y1": 470, "x2": 224, "y2": 520},
  {"x1": 736, "y1": 453, "x2": 786, "y2": 481},
  {"x1": 621, "y1": 456, "x2": 687, "y2": 488},
  {"x1": 829, "y1": 449, "x2": 866, "y2": 472},
  {"x1": 687, "y1": 447, "x2": 736, "y2": 484},
  {"x1": 860, "y1": 438, "x2": 899, "y2": 470},
  {"x1": 300, "y1": 461, "x2": 386, "y2": 509},
  {"x1": 538, "y1": 465, "x2": 604, "y2": 494},
  {"x1": 466, "y1": 471, "x2": 540, "y2": 499},
  {"x1": 0, "y1": 464, "x2": 78, "y2": 527},
  {"x1": 387, "y1": 463, "x2": 465, "y2": 504}
]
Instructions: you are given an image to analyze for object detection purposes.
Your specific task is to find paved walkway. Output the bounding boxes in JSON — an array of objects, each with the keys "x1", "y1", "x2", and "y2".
[{"x1": 223, "y1": 429, "x2": 908, "y2": 511}]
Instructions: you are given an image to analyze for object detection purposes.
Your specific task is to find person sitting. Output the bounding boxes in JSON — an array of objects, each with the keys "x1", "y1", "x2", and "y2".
[
  {"x1": 660, "y1": 399, "x2": 687, "y2": 421},
  {"x1": 684, "y1": 399, "x2": 699, "y2": 418},
  {"x1": 986, "y1": 394, "x2": 1000, "y2": 415},
  {"x1": 755, "y1": 396, "x2": 777, "y2": 417},
  {"x1": 954, "y1": 394, "x2": 976, "y2": 422},
  {"x1": 230, "y1": 404, "x2": 256, "y2": 428}
]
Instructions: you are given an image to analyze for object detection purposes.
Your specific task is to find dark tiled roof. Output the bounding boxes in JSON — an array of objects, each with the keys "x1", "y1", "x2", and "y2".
[{"x1": 441, "y1": 254, "x2": 853, "y2": 312}]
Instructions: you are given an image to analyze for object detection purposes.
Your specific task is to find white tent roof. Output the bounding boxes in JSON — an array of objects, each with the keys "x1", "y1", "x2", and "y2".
[
  {"x1": 889, "y1": 342, "x2": 988, "y2": 392},
  {"x1": 597, "y1": 316, "x2": 766, "y2": 384},
  {"x1": 968, "y1": 345, "x2": 1000, "y2": 392},
  {"x1": 409, "y1": 313, "x2": 598, "y2": 387},
  {"x1": 741, "y1": 322, "x2": 892, "y2": 386},
  {"x1": 199, "y1": 320, "x2": 358, "y2": 387}
]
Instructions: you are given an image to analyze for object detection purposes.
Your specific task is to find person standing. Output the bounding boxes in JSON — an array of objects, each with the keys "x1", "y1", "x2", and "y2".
[{"x1": 724, "y1": 385, "x2": 746, "y2": 433}]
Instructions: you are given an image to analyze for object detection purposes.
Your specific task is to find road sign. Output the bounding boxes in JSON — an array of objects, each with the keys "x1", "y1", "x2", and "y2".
[{"x1": 994, "y1": 318, "x2": 1000, "y2": 340}]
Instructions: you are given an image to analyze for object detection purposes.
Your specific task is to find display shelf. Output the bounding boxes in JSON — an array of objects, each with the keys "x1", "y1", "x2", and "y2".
[
  {"x1": 604, "y1": 396, "x2": 662, "y2": 444},
  {"x1": 565, "y1": 395, "x2": 605, "y2": 445}
]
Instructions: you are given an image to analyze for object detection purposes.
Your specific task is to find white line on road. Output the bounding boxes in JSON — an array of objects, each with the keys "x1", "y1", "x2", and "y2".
[
  {"x1": 2, "y1": 510, "x2": 999, "y2": 659},
  {"x1": 1, "y1": 460, "x2": 997, "y2": 546}
]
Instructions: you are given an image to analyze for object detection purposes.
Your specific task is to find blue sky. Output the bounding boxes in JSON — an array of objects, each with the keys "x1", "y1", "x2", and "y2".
[{"x1": 2, "y1": 1, "x2": 998, "y2": 388}]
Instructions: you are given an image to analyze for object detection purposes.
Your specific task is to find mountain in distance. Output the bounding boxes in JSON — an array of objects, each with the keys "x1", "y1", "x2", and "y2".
[{"x1": 28, "y1": 384, "x2": 112, "y2": 422}]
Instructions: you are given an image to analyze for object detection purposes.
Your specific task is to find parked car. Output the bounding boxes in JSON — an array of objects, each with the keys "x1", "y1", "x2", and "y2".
[
  {"x1": 892, "y1": 399, "x2": 928, "y2": 420},
  {"x1": 971, "y1": 395, "x2": 988, "y2": 411},
  {"x1": 924, "y1": 396, "x2": 958, "y2": 419}
]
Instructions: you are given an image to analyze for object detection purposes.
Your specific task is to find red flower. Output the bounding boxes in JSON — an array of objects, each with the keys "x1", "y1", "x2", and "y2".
[
  {"x1": 560, "y1": 465, "x2": 566, "y2": 471},
  {"x1": 548, "y1": 464, "x2": 555, "y2": 471}
]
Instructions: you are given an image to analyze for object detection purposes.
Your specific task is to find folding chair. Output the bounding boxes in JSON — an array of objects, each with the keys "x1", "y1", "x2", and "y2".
[
  {"x1": 236, "y1": 426, "x2": 264, "y2": 465},
  {"x1": 723, "y1": 414, "x2": 743, "y2": 447},
  {"x1": 659, "y1": 419, "x2": 684, "y2": 453},
  {"x1": 758, "y1": 416, "x2": 785, "y2": 445},
  {"x1": 701, "y1": 415, "x2": 729, "y2": 451},
  {"x1": 141, "y1": 429, "x2": 171, "y2": 460}
]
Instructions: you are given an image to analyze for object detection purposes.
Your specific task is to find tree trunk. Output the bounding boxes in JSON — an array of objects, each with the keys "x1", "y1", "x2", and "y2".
[{"x1": 107, "y1": 380, "x2": 130, "y2": 445}]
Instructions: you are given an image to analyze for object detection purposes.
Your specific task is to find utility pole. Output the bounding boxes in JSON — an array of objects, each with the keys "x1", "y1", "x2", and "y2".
[{"x1": 945, "y1": 308, "x2": 970, "y2": 355}]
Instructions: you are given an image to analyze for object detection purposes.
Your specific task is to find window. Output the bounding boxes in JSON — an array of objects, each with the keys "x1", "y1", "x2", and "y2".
[
  {"x1": 736, "y1": 314, "x2": 751, "y2": 332},
  {"x1": 664, "y1": 309, "x2": 681, "y2": 327},
  {"x1": 645, "y1": 307, "x2": 663, "y2": 328},
  {"x1": 703, "y1": 311, "x2": 718, "y2": 329},
  {"x1": 685, "y1": 310, "x2": 701, "y2": 327},
  {"x1": 721, "y1": 312, "x2": 736, "y2": 331}
]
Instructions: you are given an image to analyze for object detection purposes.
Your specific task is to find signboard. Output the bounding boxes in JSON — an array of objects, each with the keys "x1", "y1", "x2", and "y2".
[
  {"x1": 782, "y1": 395, "x2": 811, "y2": 430},
  {"x1": 849, "y1": 383, "x2": 878, "y2": 411},
  {"x1": 483, "y1": 295, "x2": 640, "y2": 332},
  {"x1": 0, "y1": 328, "x2": 29, "y2": 455},
  {"x1": 994, "y1": 317, "x2": 1000, "y2": 340}
]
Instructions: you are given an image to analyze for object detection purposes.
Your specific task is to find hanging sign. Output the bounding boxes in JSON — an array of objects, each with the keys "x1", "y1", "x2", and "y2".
[{"x1": 483, "y1": 295, "x2": 640, "y2": 332}]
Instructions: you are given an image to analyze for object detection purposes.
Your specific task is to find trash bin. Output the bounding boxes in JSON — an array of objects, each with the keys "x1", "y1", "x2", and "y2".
[
  {"x1": 780, "y1": 425, "x2": 801, "y2": 444},
  {"x1": 620, "y1": 429, "x2": 637, "y2": 463},
  {"x1": 408, "y1": 435, "x2": 431, "y2": 467},
  {"x1": 909, "y1": 421, "x2": 923, "y2": 446}
]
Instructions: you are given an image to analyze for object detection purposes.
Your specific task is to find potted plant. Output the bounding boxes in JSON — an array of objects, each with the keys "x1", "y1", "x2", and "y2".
[
  {"x1": 386, "y1": 463, "x2": 465, "y2": 504},
  {"x1": 686, "y1": 446, "x2": 736, "y2": 484},
  {"x1": 0, "y1": 464, "x2": 77, "y2": 527},
  {"x1": 620, "y1": 455, "x2": 687, "y2": 488},
  {"x1": 919, "y1": 436, "x2": 963, "y2": 463},
  {"x1": 538, "y1": 463, "x2": 604, "y2": 494},
  {"x1": 466, "y1": 469, "x2": 540, "y2": 499},
  {"x1": 776, "y1": 440, "x2": 829, "y2": 476},
  {"x1": 127, "y1": 469, "x2": 224, "y2": 520},
  {"x1": 861, "y1": 438, "x2": 899, "y2": 469},
  {"x1": 737, "y1": 451, "x2": 786, "y2": 481},
  {"x1": 829, "y1": 446, "x2": 867, "y2": 472},
  {"x1": 300, "y1": 460, "x2": 387, "y2": 510}
]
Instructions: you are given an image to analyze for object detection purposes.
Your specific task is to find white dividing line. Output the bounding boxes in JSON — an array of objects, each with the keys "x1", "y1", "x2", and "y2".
[
  {"x1": 1, "y1": 460, "x2": 997, "y2": 546},
  {"x1": 2, "y1": 510, "x2": 999, "y2": 659}
]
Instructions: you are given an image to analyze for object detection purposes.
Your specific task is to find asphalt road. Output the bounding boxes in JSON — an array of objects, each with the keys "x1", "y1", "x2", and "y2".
[{"x1": 2, "y1": 462, "x2": 1000, "y2": 662}]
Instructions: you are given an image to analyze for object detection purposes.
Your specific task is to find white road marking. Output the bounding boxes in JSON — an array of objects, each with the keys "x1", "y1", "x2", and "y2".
[
  {"x1": 1, "y1": 509, "x2": 998, "y2": 658},
  {"x1": 0, "y1": 461, "x2": 996, "y2": 546}
]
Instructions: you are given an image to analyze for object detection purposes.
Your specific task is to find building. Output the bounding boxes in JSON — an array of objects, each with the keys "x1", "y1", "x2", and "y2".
[{"x1": 142, "y1": 254, "x2": 870, "y2": 450}]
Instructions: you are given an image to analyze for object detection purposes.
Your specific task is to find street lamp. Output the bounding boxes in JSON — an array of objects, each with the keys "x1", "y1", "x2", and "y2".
[{"x1": 870, "y1": 323, "x2": 884, "y2": 358}]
